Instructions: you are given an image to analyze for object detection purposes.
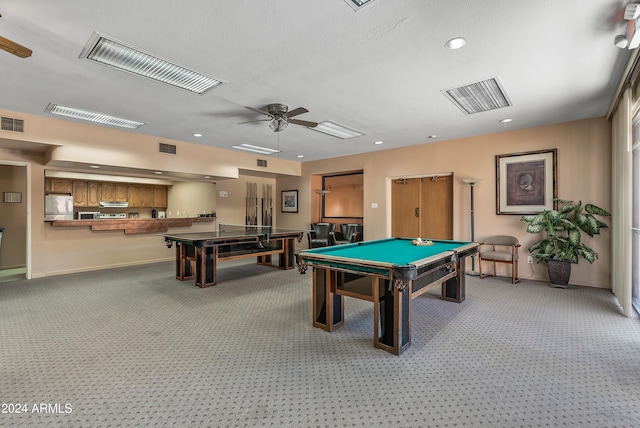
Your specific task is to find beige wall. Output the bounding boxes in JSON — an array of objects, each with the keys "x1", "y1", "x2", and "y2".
[
  {"x1": 0, "y1": 114, "x2": 612, "y2": 288},
  {"x1": 168, "y1": 181, "x2": 217, "y2": 218},
  {"x1": 277, "y1": 117, "x2": 612, "y2": 289}
]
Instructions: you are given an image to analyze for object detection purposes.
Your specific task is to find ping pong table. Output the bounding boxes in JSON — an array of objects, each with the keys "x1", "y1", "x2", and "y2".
[{"x1": 160, "y1": 224, "x2": 304, "y2": 287}]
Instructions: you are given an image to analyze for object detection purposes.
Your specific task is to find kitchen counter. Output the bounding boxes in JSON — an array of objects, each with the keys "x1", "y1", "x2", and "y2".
[{"x1": 49, "y1": 217, "x2": 215, "y2": 235}]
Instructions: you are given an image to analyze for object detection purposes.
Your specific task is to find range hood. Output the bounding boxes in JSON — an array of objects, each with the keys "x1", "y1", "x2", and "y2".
[{"x1": 99, "y1": 201, "x2": 129, "y2": 208}]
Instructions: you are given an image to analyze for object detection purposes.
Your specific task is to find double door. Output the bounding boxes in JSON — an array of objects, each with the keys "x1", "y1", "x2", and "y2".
[{"x1": 391, "y1": 175, "x2": 453, "y2": 240}]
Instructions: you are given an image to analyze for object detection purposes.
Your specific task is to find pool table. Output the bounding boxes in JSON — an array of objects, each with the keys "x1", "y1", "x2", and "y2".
[{"x1": 296, "y1": 238, "x2": 479, "y2": 355}]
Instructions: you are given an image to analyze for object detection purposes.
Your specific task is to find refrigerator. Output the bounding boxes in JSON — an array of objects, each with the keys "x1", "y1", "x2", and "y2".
[{"x1": 45, "y1": 194, "x2": 74, "y2": 220}]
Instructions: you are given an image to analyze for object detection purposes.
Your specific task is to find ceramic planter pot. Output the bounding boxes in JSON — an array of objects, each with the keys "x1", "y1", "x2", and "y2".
[{"x1": 546, "y1": 259, "x2": 571, "y2": 288}]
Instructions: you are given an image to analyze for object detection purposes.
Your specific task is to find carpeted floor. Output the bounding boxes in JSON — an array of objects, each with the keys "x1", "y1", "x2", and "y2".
[{"x1": 1, "y1": 259, "x2": 639, "y2": 427}]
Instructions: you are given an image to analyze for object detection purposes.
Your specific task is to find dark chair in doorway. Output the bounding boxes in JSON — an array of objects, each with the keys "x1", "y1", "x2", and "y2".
[
  {"x1": 308, "y1": 223, "x2": 336, "y2": 248},
  {"x1": 335, "y1": 223, "x2": 363, "y2": 245}
]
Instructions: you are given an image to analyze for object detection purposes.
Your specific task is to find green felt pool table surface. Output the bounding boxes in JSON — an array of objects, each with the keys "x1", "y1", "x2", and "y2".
[{"x1": 299, "y1": 237, "x2": 475, "y2": 267}]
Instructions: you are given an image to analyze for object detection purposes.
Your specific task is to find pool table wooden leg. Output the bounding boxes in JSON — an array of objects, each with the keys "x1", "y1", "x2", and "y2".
[
  {"x1": 312, "y1": 267, "x2": 344, "y2": 331},
  {"x1": 441, "y1": 258, "x2": 466, "y2": 303},
  {"x1": 375, "y1": 280, "x2": 411, "y2": 355}
]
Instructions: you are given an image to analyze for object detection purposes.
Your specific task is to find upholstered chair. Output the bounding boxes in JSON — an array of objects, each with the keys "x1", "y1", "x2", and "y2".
[
  {"x1": 335, "y1": 223, "x2": 364, "y2": 245},
  {"x1": 308, "y1": 223, "x2": 336, "y2": 248},
  {"x1": 478, "y1": 235, "x2": 521, "y2": 284}
]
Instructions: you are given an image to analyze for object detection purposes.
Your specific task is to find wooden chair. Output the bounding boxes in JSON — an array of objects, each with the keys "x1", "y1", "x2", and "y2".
[
  {"x1": 308, "y1": 223, "x2": 336, "y2": 248},
  {"x1": 478, "y1": 235, "x2": 521, "y2": 284}
]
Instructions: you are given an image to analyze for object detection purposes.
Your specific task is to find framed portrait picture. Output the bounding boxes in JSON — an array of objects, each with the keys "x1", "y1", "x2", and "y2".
[
  {"x1": 496, "y1": 149, "x2": 557, "y2": 215},
  {"x1": 281, "y1": 190, "x2": 298, "y2": 213}
]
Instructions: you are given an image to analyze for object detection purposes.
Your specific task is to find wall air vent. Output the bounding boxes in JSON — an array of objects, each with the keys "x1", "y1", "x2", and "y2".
[
  {"x1": 442, "y1": 77, "x2": 512, "y2": 115},
  {"x1": 158, "y1": 142, "x2": 177, "y2": 154},
  {"x1": 1, "y1": 116, "x2": 25, "y2": 132},
  {"x1": 257, "y1": 159, "x2": 267, "y2": 168}
]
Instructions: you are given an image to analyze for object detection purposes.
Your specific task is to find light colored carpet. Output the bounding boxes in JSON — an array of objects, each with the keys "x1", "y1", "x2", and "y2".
[{"x1": 1, "y1": 259, "x2": 639, "y2": 427}]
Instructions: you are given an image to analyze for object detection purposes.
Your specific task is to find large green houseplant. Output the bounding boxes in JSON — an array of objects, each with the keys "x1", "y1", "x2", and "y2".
[{"x1": 521, "y1": 199, "x2": 611, "y2": 287}]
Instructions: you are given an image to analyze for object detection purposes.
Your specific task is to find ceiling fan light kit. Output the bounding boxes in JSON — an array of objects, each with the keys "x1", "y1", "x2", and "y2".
[{"x1": 241, "y1": 103, "x2": 318, "y2": 132}]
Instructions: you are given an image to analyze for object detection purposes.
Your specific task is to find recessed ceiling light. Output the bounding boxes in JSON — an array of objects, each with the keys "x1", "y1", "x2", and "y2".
[
  {"x1": 231, "y1": 143, "x2": 281, "y2": 155},
  {"x1": 500, "y1": 118, "x2": 513, "y2": 123},
  {"x1": 80, "y1": 32, "x2": 226, "y2": 95},
  {"x1": 204, "y1": 176, "x2": 211, "y2": 179},
  {"x1": 374, "y1": 141, "x2": 383, "y2": 145},
  {"x1": 89, "y1": 165, "x2": 101, "y2": 169},
  {"x1": 154, "y1": 171, "x2": 163, "y2": 175},
  {"x1": 445, "y1": 37, "x2": 467, "y2": 50},
  {"x1": 45, "y1": 102, "x2": 145, "y2": 129},
  {"x1": 297, "y1": 155, "x2": 304, "y2": 158},
  {"x1": 193, "y1": 133, "x2": 203, "y2": 137},
  {"x1": 428, "y1": 135, "x2": 437, "y2": 139}
]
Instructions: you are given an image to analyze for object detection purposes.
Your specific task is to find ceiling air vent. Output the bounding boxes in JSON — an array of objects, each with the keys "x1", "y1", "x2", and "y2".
[
  {"x1": 158, "y1": 142, "x2": 176, "y2": 154},
  {"x1": 257, "y1": 159, "x2": 267, "y2": 168},
  {"x1": 442, "y1": 77, "x2": 512, "y2": 115},
  {"x1": 1, "y1": 116, "x2": 25, "y2": 132}
]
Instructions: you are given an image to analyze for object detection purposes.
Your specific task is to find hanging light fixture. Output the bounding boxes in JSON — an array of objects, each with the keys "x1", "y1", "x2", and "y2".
[{"x1": 269, "y1": 115, "x2": 289, "y2": 132}]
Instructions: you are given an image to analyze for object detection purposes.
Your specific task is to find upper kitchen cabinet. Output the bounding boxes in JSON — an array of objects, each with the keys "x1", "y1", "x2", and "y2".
[
  {"x1": 101, "y1": 182, "x2": 129, "y2": 203},
  {"x1": 129, "y1": 184, "x2": 156, "y2": 208},
  {"x1": 46, "y1": 178, "x2": 72, "y2": 194},
  {"x1": 87, "y1": 182, "x2": 101, "y2": 207},
  {"x1": 72, "y1": 181, "x2": 88, "y2": 207},
  {"x1": 153, "y1": 186, "x2": 168, "y2": 208}
]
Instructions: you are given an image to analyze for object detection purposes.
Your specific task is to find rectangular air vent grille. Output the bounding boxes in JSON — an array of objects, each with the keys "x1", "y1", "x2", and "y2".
[
  {"x1": 257, "y1": 159, "x2": 267, "y2": 167},
  {"x1": 1, "y1": 116, "x2": 25, "y2": 132},
  {"x1": 158, "y1": 142, "x2": 177, "y2": 154},
  {"x1": 442, "y1": 77, "x2": 512, "y2": 115}
]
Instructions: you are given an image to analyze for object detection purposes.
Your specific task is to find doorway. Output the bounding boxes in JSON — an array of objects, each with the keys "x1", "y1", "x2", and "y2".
[
  {"x1": 391, "y1": 174, "x2": 453, "y2": 239},
  {"x1": 0, "y1": 161, "x2": 30, "y2": 281}
]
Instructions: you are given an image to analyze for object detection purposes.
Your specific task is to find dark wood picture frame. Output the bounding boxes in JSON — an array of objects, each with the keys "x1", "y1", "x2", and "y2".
[
  {"x1": 281, "y1": 190, "x2": 298, "y2": 213},
  {"x1": 496, "y1": 149, "x2": 557, "y2": 215}
]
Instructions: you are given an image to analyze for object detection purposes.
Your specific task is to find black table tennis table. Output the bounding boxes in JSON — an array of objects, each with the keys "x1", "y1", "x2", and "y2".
[{"x1": 160, "y1": 224, "x2": 304, "y2": 287}]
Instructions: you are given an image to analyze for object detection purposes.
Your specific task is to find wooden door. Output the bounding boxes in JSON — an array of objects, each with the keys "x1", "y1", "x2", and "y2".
[
  {"x1": 391, "y1": 178, "x2": 420, "y2": 238},
  {"x1": 392, "y1": 175, "x2": 453, "y2": 239},
  {"x1": 420, "y1": 176, "x2": 453, "y2": 239}
]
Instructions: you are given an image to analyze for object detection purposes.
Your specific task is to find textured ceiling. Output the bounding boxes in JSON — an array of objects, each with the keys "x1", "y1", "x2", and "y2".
[{"x1": 0, "y1": 0, "x2": 633, "y2": 163}]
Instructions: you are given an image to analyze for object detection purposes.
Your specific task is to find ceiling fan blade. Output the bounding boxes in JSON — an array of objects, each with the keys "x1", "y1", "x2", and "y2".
[
  {"x1": 238, "y1": 118, "x2": 271, "y2": 124},
  {"x1": 286, "y1": 107, "x2": 308, "y2": 118},
  {"x1": 245, "y1": 106, "x2": 272, "y2": 117},
  {"x1": 0, "y1": 35, "x2": 32, "y2": 58},
  {"x1": 290, "y1": 119, "x2": 318, "y2": 128}
]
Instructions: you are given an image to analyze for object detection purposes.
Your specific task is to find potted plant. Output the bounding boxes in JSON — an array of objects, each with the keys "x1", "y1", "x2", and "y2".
[{"x1": 521, "y1": 199, "x2": 611, "y2": 288}]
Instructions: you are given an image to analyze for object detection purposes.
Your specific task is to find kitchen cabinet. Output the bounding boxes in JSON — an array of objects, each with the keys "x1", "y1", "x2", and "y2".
[
  {"x1": 153, "y1": 186, "x2": 167, "y2": 208},
  {"x1": 87, "y1": 181, "x2": 101, "y2": 207},
  {"x1": 72, "y1": 181, "x2": 88, "y2": 207},
  {"x1": 129, "y1": 184, "x2": 142, "y2": 208},
  {"x1": 47, "y1": 177, "x2": 166, "y2": 207},
  {"x1": 48, "y1": 178, "x2": 72, "y2": 194},
  {"x1": 142, "y1": 185, "x2": 155, "y2": 207},
  {"x1": 129, "y1": 184, "x2": 155, "y2": 208},
  {"x1": 101, "y1": 182, "x2": 128, "y2": 203},
  {"x1": 115, "y1": 183, "x2": 129, "y2": 202}
]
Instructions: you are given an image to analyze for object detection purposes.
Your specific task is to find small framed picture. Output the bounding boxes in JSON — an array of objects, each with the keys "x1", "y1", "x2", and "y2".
[{"x1": 281, "y1": 190, "x2": 298, "y2": 213}]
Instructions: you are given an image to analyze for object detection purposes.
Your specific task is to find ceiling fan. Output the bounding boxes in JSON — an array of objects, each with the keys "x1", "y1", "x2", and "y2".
[
  {"x1": 239, "y1": 103, "x2": 318, "y2": 132},
  {"x1": 0, "y1": 13, "x2": 32, "y2": 58}
]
